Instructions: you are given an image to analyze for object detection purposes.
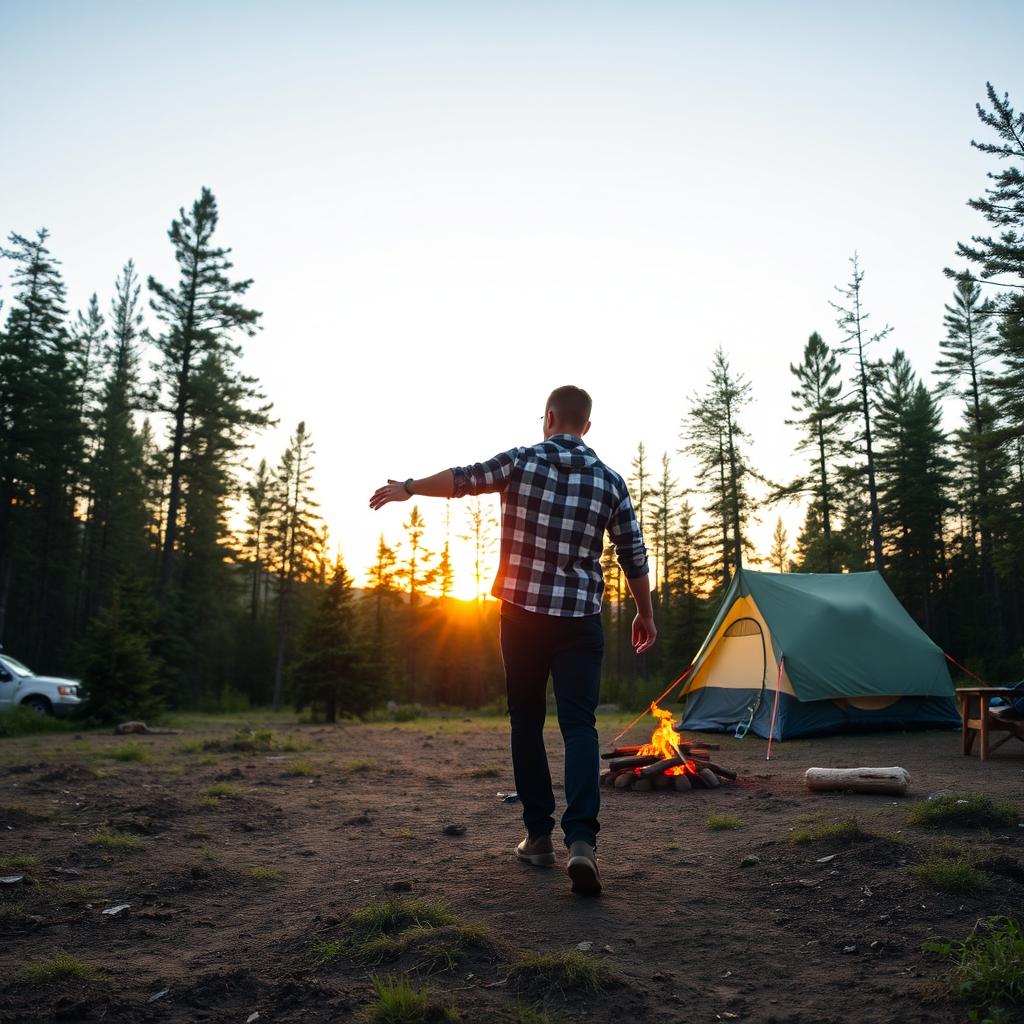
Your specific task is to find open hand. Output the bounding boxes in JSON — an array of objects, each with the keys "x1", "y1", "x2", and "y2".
[
  {"x1": 369, "y1": 479, "x2": 411, "y2": 510},
  {"x1": 632, "y1": 613, "x2": 657, "y2": 654}
]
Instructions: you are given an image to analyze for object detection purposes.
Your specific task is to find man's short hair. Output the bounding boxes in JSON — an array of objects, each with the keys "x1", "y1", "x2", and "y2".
[{"x1": 546, "y1": 385, "x2": 592, "y2": 430}]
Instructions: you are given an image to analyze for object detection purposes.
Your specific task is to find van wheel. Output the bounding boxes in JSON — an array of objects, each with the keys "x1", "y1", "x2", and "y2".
[{"x1": 22, "y1": 696, "x2": 52, "y2": 715}]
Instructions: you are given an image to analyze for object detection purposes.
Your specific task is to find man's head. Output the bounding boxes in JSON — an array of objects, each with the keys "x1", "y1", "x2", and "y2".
[{"x1": 543, "y1": 385, "x2": 592, "y2": 440}]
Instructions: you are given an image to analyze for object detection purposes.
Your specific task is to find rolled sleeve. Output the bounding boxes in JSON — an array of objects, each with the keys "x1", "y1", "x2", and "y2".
[
  {"x1": 451, "y1": 448, "x2": 523, "y2": 498},
  {"x1": 608, "y1": 492, "x2": 649, "y2": 579}
]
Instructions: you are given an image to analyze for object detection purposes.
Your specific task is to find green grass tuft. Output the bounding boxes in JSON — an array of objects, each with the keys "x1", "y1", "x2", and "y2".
[
  {"x1": 285, "y1": 760, "x2": 317, "y2": 777},
  {"x1": 176, "y1": 739, "x2": 204, "y2": 754},
  {"x1": 925, "y1": 916, "x2": 1024, "y2": 1008},
  {"x1": 202, "y1": 728, "x2": 305, "y2": 753},
  {"x1": 705, "y1": 814, "x2": 743, "y2": 830},
  {"x1": 345, "y1": 757, "x2": 377, "y2": 773},
  {"x1": 910, "y1": 794, "x2": 1019, "y2": 830},
  {"x1": 202, "y1": 782, "x2": 238, "y2": 799},
  {"x1": 246, "y1": 866, "x2": 281, "y2": 883},
  {"x1": 913, "y1": 856, "x2": 991, "y2": 892},
  {"x1": 364, "y1": 974, "x2": 432, "y2": 1024},
  {"x1": 108, "y1": 741, "x2": 148, "y2": 762},
  {"x1": 0, "y1": 706, "x2": 75, "y2": 737},
  {"x1": 791, "y1": 817, "x2": 876, "y2": 845},
  {"x1": 515, "y1": 1009, "x2": 561, "y2": 1024},
  {"x1": 469, "y1": 763, "x2": 501, "y2": 779},
  {"x1": 90, "y1": 828, "x2": 141, "y2": 850},
  {"x1": 509, "y1": 951, "x2": 613, "y2": 992},
  {"x1": 0, "y1": 854, "x2": 38, "y2": 870},
  {"x1": 17, "y1": 952, "x2": 95, "y2": 984}
]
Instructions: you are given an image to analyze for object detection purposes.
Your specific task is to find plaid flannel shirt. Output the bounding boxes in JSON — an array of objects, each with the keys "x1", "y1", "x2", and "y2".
[{"x1": 451, "y1": 433, "x2": 649, "y2": 617}]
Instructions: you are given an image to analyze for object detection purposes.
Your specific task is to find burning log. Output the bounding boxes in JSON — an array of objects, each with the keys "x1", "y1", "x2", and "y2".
[
  {"x1": 702, "y1": 762, "x2": 738, "y2": 781},
  {"x1": 600, "y1": 746, "x2": 642, "y2": 760},
  {"x1": 638, "y1": 756, "x2": 683, "y2": 777},
  {"x1": 672, "y1": 774, "x2": 692, "y2": 791},
  {"x1": 607, "y1": 755, "x2": 660, "y2": 771},
  {"x1": 697, "y1": 767, "x2": 721, "y2": 788},
  {"x1": 613, "y1": 772, "x2": 635, "y2": 789}
]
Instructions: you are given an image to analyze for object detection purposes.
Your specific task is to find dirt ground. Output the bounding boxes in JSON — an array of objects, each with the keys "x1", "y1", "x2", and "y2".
[{"x1": 1, "y1": 713, "x2": 1022, "y2": 1024}]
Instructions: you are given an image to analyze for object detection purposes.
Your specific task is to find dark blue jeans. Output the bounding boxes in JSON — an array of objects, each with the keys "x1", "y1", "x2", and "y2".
[{"x1": 499, "y1": 602, "x2": 603, "y2": 849}]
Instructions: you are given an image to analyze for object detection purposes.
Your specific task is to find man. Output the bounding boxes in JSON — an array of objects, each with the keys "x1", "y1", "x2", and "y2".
[{"x1": 369, "y1": 385, "x2": 655, "y2": 895}]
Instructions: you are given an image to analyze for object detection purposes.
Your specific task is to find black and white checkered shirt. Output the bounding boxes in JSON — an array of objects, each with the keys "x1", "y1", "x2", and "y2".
[{"x1": 451, "y1": 433, "x2": 649, "y2": 617}]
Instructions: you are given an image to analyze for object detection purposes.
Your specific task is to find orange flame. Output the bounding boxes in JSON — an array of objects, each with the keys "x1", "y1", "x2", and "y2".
[{"x1": 637, "y1": 702, "x2": 699, "y2": 776}]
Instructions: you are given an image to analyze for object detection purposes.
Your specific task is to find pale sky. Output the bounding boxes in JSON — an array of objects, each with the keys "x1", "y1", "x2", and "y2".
[{"x1": 2, "y1": 2, "x2": 1020, "y2": 599}]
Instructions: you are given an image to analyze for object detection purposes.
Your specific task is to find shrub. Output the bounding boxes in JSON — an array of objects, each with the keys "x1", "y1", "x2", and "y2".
[
  {"x1": 910, "y1": 794, "x2": 1019, "y2": 830},
  {"x1": 925, "y1": 916, "x2": 1024, "y2": 1008}
]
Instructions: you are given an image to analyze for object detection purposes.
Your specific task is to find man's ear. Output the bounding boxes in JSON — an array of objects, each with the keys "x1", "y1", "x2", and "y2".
[
  {"x1": 545, "y1": 409, "x2": 556, "y2": 431},
  {"x1": 581, "y1": 420, "x2": 591, "y2": 437}
]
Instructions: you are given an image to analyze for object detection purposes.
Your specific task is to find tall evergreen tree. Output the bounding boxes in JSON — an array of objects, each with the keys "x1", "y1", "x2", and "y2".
[
  {"x1": 783, "y1": 332, "x2": 855, "y2": 572},
  {"x1": 831, "y1": 254, "x2": 891, "y2": 571},
  {"x1": 650, "y1": 452, "x2": 680, "y2": 604},
  {"x1": 874, "y1": 351, "x2": 951, "y2": 625},
  {"x1": 292, "y1": 557, "x2": 372, "y2": 721},
  {"x1": 683, "y1": 348, "x2": 755, "y2": 588},
  {"x1": 241, "y1": 458, "x2": 273, "y2": 620},
  {"x1": 0, "y1": 229, "x2": 84, "y2": 663},
  {"x1": 147, "y1": 187, "x2": 264, "y2": 597},
  {"x1": 628, "y1": 441, "x2": 652, "y2": 534},
  {"x1": 81, "y1": 261, "x2": 150, "y2": 623},
  {"x1": 267, "y1": 422, "x2": 320, "y2": 709},
  {"x1": 460, "y1": 497, "x2": 497, "y2": 603}
]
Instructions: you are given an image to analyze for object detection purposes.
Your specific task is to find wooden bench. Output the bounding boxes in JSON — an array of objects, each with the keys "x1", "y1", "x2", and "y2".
[{"x1": 960, "y1": 687, "x2": 1024, "y2": 761}]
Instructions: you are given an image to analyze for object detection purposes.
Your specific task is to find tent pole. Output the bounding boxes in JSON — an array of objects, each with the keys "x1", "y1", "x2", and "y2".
[{"x1": 766, "y1": 655, "x2": 785, "y2": 760}]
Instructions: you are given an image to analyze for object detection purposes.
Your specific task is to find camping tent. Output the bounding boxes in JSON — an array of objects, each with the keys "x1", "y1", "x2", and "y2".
[{"x1": 678, "y1": 568, "x2": 961, "y2": 739}]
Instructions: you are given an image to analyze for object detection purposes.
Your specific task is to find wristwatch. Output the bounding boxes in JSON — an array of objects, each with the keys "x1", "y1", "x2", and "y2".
[{"x1": 403, "y1": 478, "x2": 414, "y2": 496}]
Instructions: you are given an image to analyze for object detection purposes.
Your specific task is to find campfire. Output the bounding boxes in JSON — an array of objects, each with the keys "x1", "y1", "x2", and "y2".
[{"x1": 600, "y1": 704, "x2": 738, "y2": 791}]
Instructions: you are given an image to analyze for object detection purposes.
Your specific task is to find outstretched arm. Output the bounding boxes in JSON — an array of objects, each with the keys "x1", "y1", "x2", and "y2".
[{"x1": 369, "y1": 470, "x2": 454, "y2": 510}]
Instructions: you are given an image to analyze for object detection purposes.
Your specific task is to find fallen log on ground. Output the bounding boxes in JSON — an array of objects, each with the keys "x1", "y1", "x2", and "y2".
[{"x1": 803, "y1": 766, "x2": 910, "y2": 796}]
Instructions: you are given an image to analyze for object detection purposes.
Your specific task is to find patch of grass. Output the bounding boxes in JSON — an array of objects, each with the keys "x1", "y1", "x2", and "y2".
[
  {"x1": 913, "y1": 856, "x2": 992, "y2": 892},
  {"x1": 469, "y1": 763, "x2": 501, "y2": 779},
  {"x1": 509, "y1": 951, "x2": 613, "y2": 993},
  {"x1": 247, "y1": 866, "x2": 281, "y2": 883},
  {"x1": 705, "y1": 814, "x2": 743, "y2": 831},
  {"x1": 90, "y1": 828, "x2": 141, "y2": 850},
  {"x1": 791, "y1": 817, "x2": 876, "y2": 845},
  {"x1": 17, "y1": 952, "x2": 95, "y2": 984},
  {"x1": 203, "y1": 727, "x2": 305, "y2": 753},
  {"x1": 176, "y1": 739, "x2": 204, "y2": 754},
  {"x1": 0, "y1": 854, "x2": 38, "y2": 870},
  {"x1": 365, "y1": 974, "x2": 431, "y2": 1024},
  {"x1": 46, "y1": 882, "x2": 101, "y2": 905},
  {"x1": 108, "y1": 741, "x2": 149, "y2": 762},
  {"x1": 285, "y1": 760, "x2": 317, "y2": 777},
  {"x1": 515, "y1": 1009, "x2": 561, "y2": 1024},
  {"x1": 0, "y1": 706, "x2": 75, "y2": 738},
  {"x1": 0, "y1": 903, "x2": 35, "y2": 926},
  {"x1": 910, "y1": 794, "x2": 1019, "y2": 830},
  {"x1": 397, "y1": 828, "x2": 415, "y2": 839},
  {"x1": 202, "y1": 782, "x2": 238, "y2": 799},
  {"x1": 345, "y1": 757, "x2": 377, "y2": 773},
  {"x1": 925, "y1": 916, "x2": 1024, "y2": 1009}
]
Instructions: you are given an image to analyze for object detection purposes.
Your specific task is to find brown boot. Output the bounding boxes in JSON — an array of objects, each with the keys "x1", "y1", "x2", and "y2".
[
  {"x1": 566, "y1": 840, "x2": 602, "y2": 895},
  {"x1": 515, "y1": 834, "x2": 556, "y2": 867}
]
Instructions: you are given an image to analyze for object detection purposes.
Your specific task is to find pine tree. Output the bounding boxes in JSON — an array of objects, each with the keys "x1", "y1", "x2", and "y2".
[
  {"x1": 629, "y1": 441, "x2": 652, "y2": 534},
  {"x1": 0, "y1": 229, "x2": 84, "y2": 663},
  {"x1": 874, "y1": 351, "x2": 951, "y2": 623},
  {"x1": 293, "y1": 557, "x2": 373, "y2": 721},
  {"x1": 241, "y1": 458, "x2": 272, "y2": 620},
  {"x1": 147, "y1": 188, "x2": 264, "y2": 598},
  {"x1": 683, "y1": 348, "x2": 755, "y2": 588},
  {"x1": 769, "y1": 518, "x2": 789, "y2": 572},
  {"x1": 81, "y1": 261, "x2": 150, "y2": 623},
  {"x1": 396, "y1": 505, "x2": 436, "y2": 700},
  {"x1": 831, "y1": 254, "x2": 891, "y2": 571},
  {"x1": 79, "y1": 573, "x2": 162, "y2": 723},
  {"x1": 267, "y1": 422, "x2": 320, "y2": 709},
  {"x1": 460, "y1": 497, "x2": 497, "y2": 603},
  {"x1": 650, "y1": 453, "x2": 680, "y2": 604},
  {"x1": 783, "y1": 332, "x2": 855, "y2": 572}
]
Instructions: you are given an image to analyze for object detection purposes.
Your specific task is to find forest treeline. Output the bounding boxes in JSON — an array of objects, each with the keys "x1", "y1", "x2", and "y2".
[{"x1": 1, "y1": 83, "x2": 1023, "y2": 720}]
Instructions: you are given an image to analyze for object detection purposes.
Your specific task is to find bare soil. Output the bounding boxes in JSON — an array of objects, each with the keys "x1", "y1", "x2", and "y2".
[{"x1": 1, "y1": 716, "x2": 1022, "y2": 1023}]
